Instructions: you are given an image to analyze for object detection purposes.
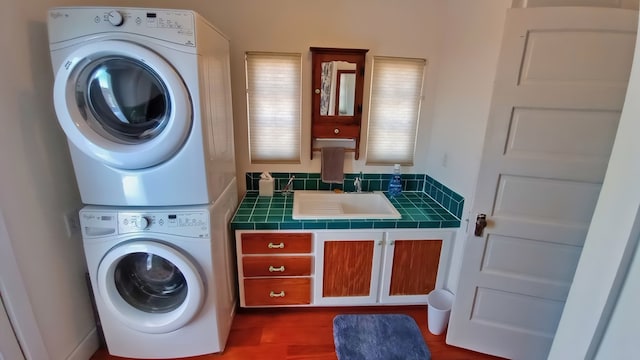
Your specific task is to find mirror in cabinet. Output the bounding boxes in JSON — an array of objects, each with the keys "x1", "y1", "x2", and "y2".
[{"x1": 310, "y1": 47, "x2": 368, "y2": 160}]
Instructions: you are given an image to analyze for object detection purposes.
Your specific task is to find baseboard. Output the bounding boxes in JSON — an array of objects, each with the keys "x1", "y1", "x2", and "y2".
[{"x1": 66, "y1": 327, "x2": 99, "y2": 360}]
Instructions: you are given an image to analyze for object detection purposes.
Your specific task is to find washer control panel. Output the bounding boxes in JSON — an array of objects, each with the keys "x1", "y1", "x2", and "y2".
[
  {"x1": 80, "y1": 207, "x2": 210, "y2": 238},
  {"x1": 118, "y1": 210, "x2": 208, "y2": 236},
  {"x1": 48, "y1": 7, "x2": 197, "y2": 46}
]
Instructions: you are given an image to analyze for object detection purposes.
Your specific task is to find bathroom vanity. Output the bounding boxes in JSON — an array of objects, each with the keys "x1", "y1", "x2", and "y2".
[
  {"x1": 236, "y1": 229, "x2": 453, "y2": 307},
  {"x1": 231, "y1": 189, "x2": 461, "y2": 308}
]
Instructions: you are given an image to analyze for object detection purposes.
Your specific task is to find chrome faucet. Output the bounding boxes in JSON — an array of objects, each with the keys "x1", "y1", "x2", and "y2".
[
  {"x1": 354, "y1": 172, "x2": 363, "y2": 193},
  {"x1": 282, "y1": 175, "x2": 295, "y2": 195}
]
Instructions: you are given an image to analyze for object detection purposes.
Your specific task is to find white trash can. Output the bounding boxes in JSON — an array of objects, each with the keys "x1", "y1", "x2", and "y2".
[{"x1": 427, "y1": 289, "x2": 454, "y2": 335}]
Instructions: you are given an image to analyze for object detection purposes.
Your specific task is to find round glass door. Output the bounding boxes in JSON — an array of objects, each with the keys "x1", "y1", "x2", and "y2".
[
  {"x1": 114, "y1": 252, "x2": 187, "y2": 313},
  {"x1": 97, "y1": 240, "x2": 204, "y2": 334},
  {"x1": 53, "y1": 40, "x2": 192, "y2": 169},
  {"x1": 76, "y1": 57, "x2": 171, "y2": 145}
]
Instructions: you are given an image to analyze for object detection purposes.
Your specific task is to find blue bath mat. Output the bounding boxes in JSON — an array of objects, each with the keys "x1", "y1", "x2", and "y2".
[{"x1": 333, "y1": 314, "x2": 431, "y2": 360}]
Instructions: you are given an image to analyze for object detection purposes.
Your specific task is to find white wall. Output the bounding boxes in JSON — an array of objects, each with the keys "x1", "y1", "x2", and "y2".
[
  {"x1": 423, "y1": 0, "x2": 511, "y2": 290},
  {"x1": 0, "y1": 0, "x2": 97, "y2": 359},
  {"x1": 197, "y1": 0, "x2": 446, "y2": 186}
]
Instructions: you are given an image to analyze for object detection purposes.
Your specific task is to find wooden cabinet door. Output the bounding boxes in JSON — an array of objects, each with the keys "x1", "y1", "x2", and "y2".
[
  {"x1": 323, "y1": 241, "x2": 373, "y2": 296},
  {"x1": 380, "y1": 230, "x2": 454, "y2": 304},
  {"x1": 314, "y1": 231, "x2": 383, "y2": 305},
  {"x1": 390, "y1": 240, "x2": 442, "y2": 293}
]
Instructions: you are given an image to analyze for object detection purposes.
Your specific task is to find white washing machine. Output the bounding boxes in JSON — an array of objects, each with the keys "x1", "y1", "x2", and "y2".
[
  {"x1": 48, "y1": 7, "x2": 235, "y2": 206},
  {"x1": 80, "y1": 180, "x2": 238, "y2": 358}
]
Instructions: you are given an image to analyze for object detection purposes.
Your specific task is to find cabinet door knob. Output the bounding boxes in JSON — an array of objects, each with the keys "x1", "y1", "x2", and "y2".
[
  {"x1": 269, "y1": 265, "x2": 285, "y2": 272},
  {"x1": 269, "y1": 291, "x2": 285, "y2": 297},
  {"x1": 268, "y1": 242, "x2": 285, "y2": 249},
  {"x1": 334, "y1": 128, "x2": 340, "y2": 134}
]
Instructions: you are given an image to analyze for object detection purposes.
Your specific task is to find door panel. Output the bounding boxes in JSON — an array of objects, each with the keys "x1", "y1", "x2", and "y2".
[
  {"x1": 519, "y1": 30, "x2": 634, "y2": 86},
  {"x1": 494, "y1": 175, "x2": 602, "y2": 225},
  {"x1": 472, "y1": 287, "x2": 565, "y2": 335},
  {"x1": 447, "y1": 7, "x2": 637, "y2": 360},
  {"x1": 506, "y1": 108, "x2": 619, "y2": 162},
  {"x1": 483, "y1": 235, "x2": 581, "y2": 288}
]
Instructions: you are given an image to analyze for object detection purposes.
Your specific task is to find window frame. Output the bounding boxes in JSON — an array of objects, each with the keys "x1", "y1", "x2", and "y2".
[
  {"x1": 245, "y1": 51, "x2": 302, "y2": 164},
  {"x1": 365, "y1": 56, "x2": 427, "y2": 165}
]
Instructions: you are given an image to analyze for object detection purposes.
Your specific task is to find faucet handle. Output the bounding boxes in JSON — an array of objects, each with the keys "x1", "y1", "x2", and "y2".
[
  {"x1": 354, "y1": 176, "x2": 362, "y2": 192},
  {"x1": 282, "y1": 175, "x2": 295, "y2": 195}
]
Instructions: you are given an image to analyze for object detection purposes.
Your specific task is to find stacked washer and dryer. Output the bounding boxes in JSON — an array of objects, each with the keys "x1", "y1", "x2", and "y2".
[{"x1": 48, "y1": 7, "x2": 238, "y2": 359}]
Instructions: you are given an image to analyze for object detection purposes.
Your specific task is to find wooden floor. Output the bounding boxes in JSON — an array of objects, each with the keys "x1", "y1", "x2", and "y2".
[{"x1": 91, "y1": 306, "x2": 505, "y2": 360}]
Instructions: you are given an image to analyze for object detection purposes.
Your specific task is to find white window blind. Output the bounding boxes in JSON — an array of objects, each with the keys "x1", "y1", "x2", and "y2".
[
  {"x1": 245, "y1": 52, "x2": 301, "y2": 163},
  {"x1": 366, "y1": 56, "x2": 426, "y2": 165}
]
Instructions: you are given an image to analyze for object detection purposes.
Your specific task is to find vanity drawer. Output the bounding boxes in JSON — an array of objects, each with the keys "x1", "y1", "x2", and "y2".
[
  {"x1": 312, "y1": 124, "x2": 360, "y2": 139},
  {"x1": 241, "y1": 233, "x2": 312, "y2": 254},
  {"x1": 243, "y1": 256, "x2": 312, "y2": 277},
  {"x1": 244, "y1": 278, "x2": 311, "y2": 306}
]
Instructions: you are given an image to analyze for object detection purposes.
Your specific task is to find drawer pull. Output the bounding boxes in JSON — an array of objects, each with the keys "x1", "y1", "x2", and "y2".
[
  {"x1": 269, "y1": 265, "x2": 285, "y2": 272},
  {"x1": 268, "y1": 242, "x2": 285, "y2": 249},
  {"x1": 269, "y1": 291, "x2": 285, "y2": 297}
]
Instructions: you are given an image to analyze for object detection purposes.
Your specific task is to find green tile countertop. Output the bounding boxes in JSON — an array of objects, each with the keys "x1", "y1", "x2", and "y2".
[{"x1": 231, "y1": 191, "x2": 461, "y2": 231}]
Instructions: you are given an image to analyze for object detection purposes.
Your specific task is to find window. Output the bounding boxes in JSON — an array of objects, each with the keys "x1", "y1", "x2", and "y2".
[
  {"x1": 245, "y1": 52, "x2": 302, "y2": 163},
  {"x1": 366, "y1": 56, "x2": 426, "y2": 165}
]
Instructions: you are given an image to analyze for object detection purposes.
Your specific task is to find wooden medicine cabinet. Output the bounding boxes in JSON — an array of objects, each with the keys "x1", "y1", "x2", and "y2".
[{"x1": 310, "y1": 47, "x2": 368, "y2": 159}]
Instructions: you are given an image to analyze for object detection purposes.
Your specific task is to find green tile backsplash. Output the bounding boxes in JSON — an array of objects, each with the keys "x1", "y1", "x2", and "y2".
[
  {"x1": 424, "y1": 175, "x2": 464, "y2": 219},
  {"x1": 234, "y1": 172, "x2": 465, "y2": 231},
  {"x1": 246, "y1": 172, "x2": 426, "y2": 193}
]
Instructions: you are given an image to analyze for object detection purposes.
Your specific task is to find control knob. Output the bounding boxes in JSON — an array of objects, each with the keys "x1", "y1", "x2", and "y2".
[
  {"x1": 135, "y1": 216, "x2": 151, "y2": 230},
  {"x1": 107, "y1": 10, "x2": 124, "y2": 26}
]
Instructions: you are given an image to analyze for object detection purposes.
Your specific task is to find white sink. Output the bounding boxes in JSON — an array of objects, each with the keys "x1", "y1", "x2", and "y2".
[{"x1": 292, "y1": 191, "x2": 401, "y2": 220}]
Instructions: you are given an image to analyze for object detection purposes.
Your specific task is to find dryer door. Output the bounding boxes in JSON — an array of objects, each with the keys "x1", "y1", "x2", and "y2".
[
  {"x1": 97, "y1": 240, "x2": 204, "y2": 334},
  {"x1": 53, "y1": 40, "x2": 192, "y2": 170}
]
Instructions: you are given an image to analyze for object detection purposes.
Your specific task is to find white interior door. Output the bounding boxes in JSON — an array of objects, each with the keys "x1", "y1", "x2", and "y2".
[
  {"x1": 447, "y1": 7, "x2": 637, "y2": 360},
  {"x1": 0, "y1": 295, "x2": 25, "y2": 360}
]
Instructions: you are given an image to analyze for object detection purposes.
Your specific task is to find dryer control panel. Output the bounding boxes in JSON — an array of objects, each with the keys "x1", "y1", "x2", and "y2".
[
  {"x1": 48, "y1": 7, "x2": 198, "y2": 47},
  {"x1": 80, "y1": 207, "x2": 211, "y2": 238}
]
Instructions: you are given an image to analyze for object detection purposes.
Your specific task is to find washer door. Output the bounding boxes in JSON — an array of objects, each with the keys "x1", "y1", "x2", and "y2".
[
  {"x1": 53, "y1": 40, "x2": 192, "y2": 169},
  {"x1": 97, "y1": 240, "x2": 204, "y2": 334}
]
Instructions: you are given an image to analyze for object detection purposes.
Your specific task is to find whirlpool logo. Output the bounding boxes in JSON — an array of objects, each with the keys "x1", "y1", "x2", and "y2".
[{"x1": 49, "y1": 11, "x2": 68, "y2": 20}]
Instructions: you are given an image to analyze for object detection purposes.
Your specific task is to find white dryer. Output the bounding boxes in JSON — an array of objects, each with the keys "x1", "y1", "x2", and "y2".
[
  {"x1": 80, "y1": 180, "x2": 238, "y2": 358},
  {"x1": 48, "y1": 7, "x2": 235, "y2": 206}
]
